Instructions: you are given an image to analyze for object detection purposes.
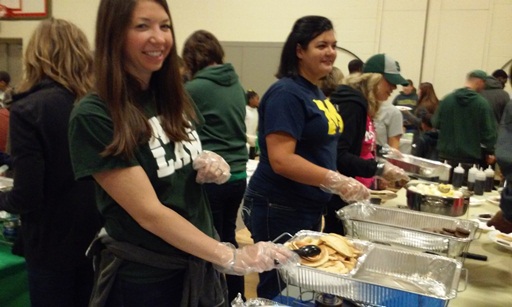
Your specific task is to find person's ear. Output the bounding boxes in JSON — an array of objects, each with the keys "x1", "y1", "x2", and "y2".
[{"x1": 296, "y1": 44, "x2": 304, "y2": 59}]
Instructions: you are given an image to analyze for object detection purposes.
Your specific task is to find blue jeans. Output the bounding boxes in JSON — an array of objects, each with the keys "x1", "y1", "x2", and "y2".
[
  {"x1": 106, "y1": 271, "x2": 185, "y2": 307},
  {"x1": 27, "y1": 262, "x2": 94, "y2": 307},
  {"x1": 241, "y1": 188, "x2": 323, "y2": 299},
  {"x1": 204, "y1": 179, "x2": 246, "y2": 302}
]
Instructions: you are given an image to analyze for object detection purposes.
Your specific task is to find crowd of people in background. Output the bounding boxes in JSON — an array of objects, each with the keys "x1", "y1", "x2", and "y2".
[{"x1": 0, "y1": 0, "x2": 511, "y2": 305}]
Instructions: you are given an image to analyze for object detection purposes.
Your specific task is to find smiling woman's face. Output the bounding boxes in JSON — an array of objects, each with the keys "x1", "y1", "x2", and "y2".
[
  {"x1": 297, "y1": 30, "x2": 337, "y2": 84},
  {"x1": 124, "y1": 0, "x2": 173, "y2": 87}
]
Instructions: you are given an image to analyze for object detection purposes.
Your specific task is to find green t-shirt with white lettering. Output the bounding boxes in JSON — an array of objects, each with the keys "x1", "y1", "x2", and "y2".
[{"x1": 68, "y1": 93, "x2": 215, "y2": 282}]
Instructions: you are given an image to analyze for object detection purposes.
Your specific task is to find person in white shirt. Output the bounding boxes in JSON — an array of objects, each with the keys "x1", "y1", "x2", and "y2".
[{"x1": 245, "y1": 90, "x2": 259, "y2": 158}]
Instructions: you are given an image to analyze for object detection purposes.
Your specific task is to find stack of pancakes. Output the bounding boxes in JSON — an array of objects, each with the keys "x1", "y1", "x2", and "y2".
[{"x1": 285, "y1": 233, "x2": 362, "y2": 274}]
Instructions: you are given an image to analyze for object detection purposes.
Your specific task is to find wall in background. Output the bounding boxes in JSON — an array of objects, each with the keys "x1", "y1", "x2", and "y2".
[{"x1": 0, "y1": 0, "x2": 510, "y2": 97}]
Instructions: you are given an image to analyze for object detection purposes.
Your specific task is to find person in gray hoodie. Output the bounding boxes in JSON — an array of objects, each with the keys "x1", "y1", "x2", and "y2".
[
  {"x1": 487, "y1": 66, "x2": 512, "y2": 233},
  {"x1": 480, "y1": 75, "x2": 510, "y2": 124}
]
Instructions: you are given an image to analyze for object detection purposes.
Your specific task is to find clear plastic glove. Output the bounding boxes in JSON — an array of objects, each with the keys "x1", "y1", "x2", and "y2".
[
  {"x1": 379, "y1": 161, "x2": 410, "y2": 183},
  {"x1": 193, "y1": 150, "x2": 231, "y2": 184},
  {"x1": 214, "y1": 241, "x2": 298, "y2": 276},
  {"x1": 320, "y1": 170, "x2": 370, "y2": 203},
  {"x1": 380, "y1": 144, "x2": 403, "y2": 158}
]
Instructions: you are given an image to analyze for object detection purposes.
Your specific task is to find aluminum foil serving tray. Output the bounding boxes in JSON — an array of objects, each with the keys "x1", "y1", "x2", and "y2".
[
  {"x1": 338, "y1": 203, "x2": 478, "y2": 258},
  {"x1": 384, "y1": 153, "x2": 450, "y2": 178},
  {"x1": 279, "y1": 230, "x2": 464, "y2": 307}
]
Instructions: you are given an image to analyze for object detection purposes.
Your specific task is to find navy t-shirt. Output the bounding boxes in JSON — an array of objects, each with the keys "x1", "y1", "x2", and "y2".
[{"x1": 249, "y1": 76, "x2": 343, "y2": 207}]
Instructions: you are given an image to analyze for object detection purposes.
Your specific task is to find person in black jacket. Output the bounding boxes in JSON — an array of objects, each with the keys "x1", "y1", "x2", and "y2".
[
  {"x1": 0, "y1": 18, "x2": 102, "y2": 307},
  {"x1": 411, "y1": 113, "x2": 439, "y2": 160},
  {"x1": 324, "y1": 54, "x2": 410, "y2": 234}
]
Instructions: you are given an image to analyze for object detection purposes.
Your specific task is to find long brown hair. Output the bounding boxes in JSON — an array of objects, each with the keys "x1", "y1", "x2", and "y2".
[
  {"x1": 416, "y1": 82, "x2": 439, "y2": 115},
  {"x1": 17, "y1": 18, "x2": 93, "y2": 100},
  {"x1": 95, "y1": 0, "x2": 196, "y2": 159}
]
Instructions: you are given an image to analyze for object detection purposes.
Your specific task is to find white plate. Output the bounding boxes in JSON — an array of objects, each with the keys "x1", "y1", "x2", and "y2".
[
  {"x1": 469, "y1": 197, "x2": 484, "y2": 207},
  {"x1": 488, "y1": 230, "x2": 512, "y2": 251},
  {"x1": 396, "y1": 106, "x2": 412, "y2": 111},
  {"x1": 469, "y1": 219, "x2": 495, "y2": 232},
  {"x1": 486, "y1": 196, "x2": 501, "y2": 206}
]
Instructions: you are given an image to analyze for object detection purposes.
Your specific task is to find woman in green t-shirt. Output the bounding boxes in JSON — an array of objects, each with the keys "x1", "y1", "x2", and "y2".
[{"x1": 68, "y1": 1, "x2": 295, "y2": 306}]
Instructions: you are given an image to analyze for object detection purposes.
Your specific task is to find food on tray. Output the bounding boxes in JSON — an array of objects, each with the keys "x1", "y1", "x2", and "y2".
[
  {"x1": 437, "y1": 183, "x2": 452, "y2": 193},
  {"x1": 408, "y1": 183, "x2": 463, "y2": 198},
  {"x1": 421, "y1": 226, "x2": 470, "y2": 238},
  {"x1": 284, "y1": 233, "x2": 362, "y2": 274}
]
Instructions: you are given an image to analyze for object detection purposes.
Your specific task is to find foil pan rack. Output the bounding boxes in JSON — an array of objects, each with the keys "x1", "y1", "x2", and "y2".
[{"x1": 279, "y1": 230, "x2": 466, "y2": 307}]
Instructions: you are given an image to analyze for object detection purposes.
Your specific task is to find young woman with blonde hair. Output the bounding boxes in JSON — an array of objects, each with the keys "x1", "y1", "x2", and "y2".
[
  {"x1": 324, "y1": 53, "x2": 409, "y2": 234},
  {"x1": 0, "y1": 18, "x2": 102, "y2": 306}
]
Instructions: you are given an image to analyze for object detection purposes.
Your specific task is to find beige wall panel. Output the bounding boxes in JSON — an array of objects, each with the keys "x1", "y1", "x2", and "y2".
[
  {"x1": 488, "y1": 2, "x2": 512, "y2": 63},
  {"x1": 383, "y1": 0, "x2": 427, "y2": 10},
  {"x1": 0, "y1": 0, "x2": 510, "y2": 99},
  {"x1": 379, "y1": 10, "x2": 426, "y2": 88},
  {"x1": 441, "y1": 0, "x2": 491, "y2": 10},
  {"x1": 223, "y1": 43, "x2": 282, "y2": 96},
  {"x1": 432, "y1": 10, "x2": 489, "y2": 97},
  {"x1": 172, "y1": 0, "x2": 379, "y2": 47}
]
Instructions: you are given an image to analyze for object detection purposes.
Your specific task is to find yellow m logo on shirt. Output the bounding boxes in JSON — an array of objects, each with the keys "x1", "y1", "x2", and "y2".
[{"x1": 313, "y1": 98, "x2": 344, "y2": 135}]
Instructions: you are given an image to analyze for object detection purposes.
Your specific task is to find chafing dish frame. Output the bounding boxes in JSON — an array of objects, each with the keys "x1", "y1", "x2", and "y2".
[{"x1": 337, "y1": 203, "x2": 478, "y2": 259}]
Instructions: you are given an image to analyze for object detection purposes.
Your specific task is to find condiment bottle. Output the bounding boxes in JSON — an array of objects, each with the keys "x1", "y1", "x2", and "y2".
[
  {"x1": 452, "y1": 163, "x2": 465, "y2": 189},
  {"x1": 484, "y1": 165, "x2": 495, "y2": 192},
  {"x1": 467, "y1": 164, "x2": 478, "y2": 192},
  {"x1": 474, "y1": 168, "x2": 486, "y2": 195},
  {"x1": 439, "y1": 161, "x2": 451, "y2": 184}
]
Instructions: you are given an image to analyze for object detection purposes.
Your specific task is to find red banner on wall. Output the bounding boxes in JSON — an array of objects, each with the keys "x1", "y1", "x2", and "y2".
[{"x1": 0, "y1": 0, "x2": 50, "y2": 19}]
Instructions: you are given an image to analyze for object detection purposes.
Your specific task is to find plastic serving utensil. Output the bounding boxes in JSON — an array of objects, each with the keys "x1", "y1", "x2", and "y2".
[{"x1": 292, "y1": 245, "x2": 321, "y2": 257}]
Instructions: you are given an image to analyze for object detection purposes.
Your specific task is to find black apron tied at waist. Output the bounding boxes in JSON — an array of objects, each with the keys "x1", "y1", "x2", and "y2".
[{"x1": 87, "y1": 229, "x2": 228, "y2": 307}]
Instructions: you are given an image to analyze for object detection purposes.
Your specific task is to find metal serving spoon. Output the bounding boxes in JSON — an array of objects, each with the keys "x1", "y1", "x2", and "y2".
[{"x1": 292, "y1": 244, "x2": 321, "y2": 257}]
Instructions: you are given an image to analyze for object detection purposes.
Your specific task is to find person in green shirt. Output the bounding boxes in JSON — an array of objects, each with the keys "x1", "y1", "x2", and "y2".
[{"x1": 68, "y1": 1, "x2": 295, "y2": 306}]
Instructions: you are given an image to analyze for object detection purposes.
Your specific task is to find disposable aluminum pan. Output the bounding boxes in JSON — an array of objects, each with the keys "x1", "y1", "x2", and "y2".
[
  {"x1": 337, "y1": 203, "x2": 478, "y2": 258},
  {"x1": 384, "y1": 153, "x2": 450, "y2": 178},
  {"x1": 279, "y1": 234, "x2": 464, "y2": 307},
  {"x1": 279, "y1": 230, "x2": 374, "y2": 277}
]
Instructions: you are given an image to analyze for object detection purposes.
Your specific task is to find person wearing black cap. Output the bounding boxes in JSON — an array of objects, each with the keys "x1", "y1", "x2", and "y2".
[
  {"x1": 348, "y1": 59, "x2": 364, "y2": 75},
  {"x1": 481, "y1": 75, "x2": 510, "y2": 124},
  {"x1": 491, "y1": 69, "x2": 508, "y2": 89},
  {"x1": 324, "y1": 53, "x2": 410, "y2": 234},
  {"x1": 432, "y1": 70, "x2": 497, "y2": 182}
]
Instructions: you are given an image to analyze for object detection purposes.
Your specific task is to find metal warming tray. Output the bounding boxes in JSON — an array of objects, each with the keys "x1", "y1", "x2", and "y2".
[
  {"x1": 279, "y1": 231, "x2": 464, "y2": 307},
  {"x1": 338, "y1": 203, "x2": 478, "y2": 258},
  {"x1": 406, "y1": 182, "x2": 470, "y2": 217},
  {"x1": 384, "y1": 154, "x2": 450, "y2": 178}
]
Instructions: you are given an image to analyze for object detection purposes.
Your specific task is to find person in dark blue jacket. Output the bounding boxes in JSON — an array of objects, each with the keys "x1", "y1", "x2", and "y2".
[{"x1": 488, "y1": 66, "x2": 512, "y2": 233}]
